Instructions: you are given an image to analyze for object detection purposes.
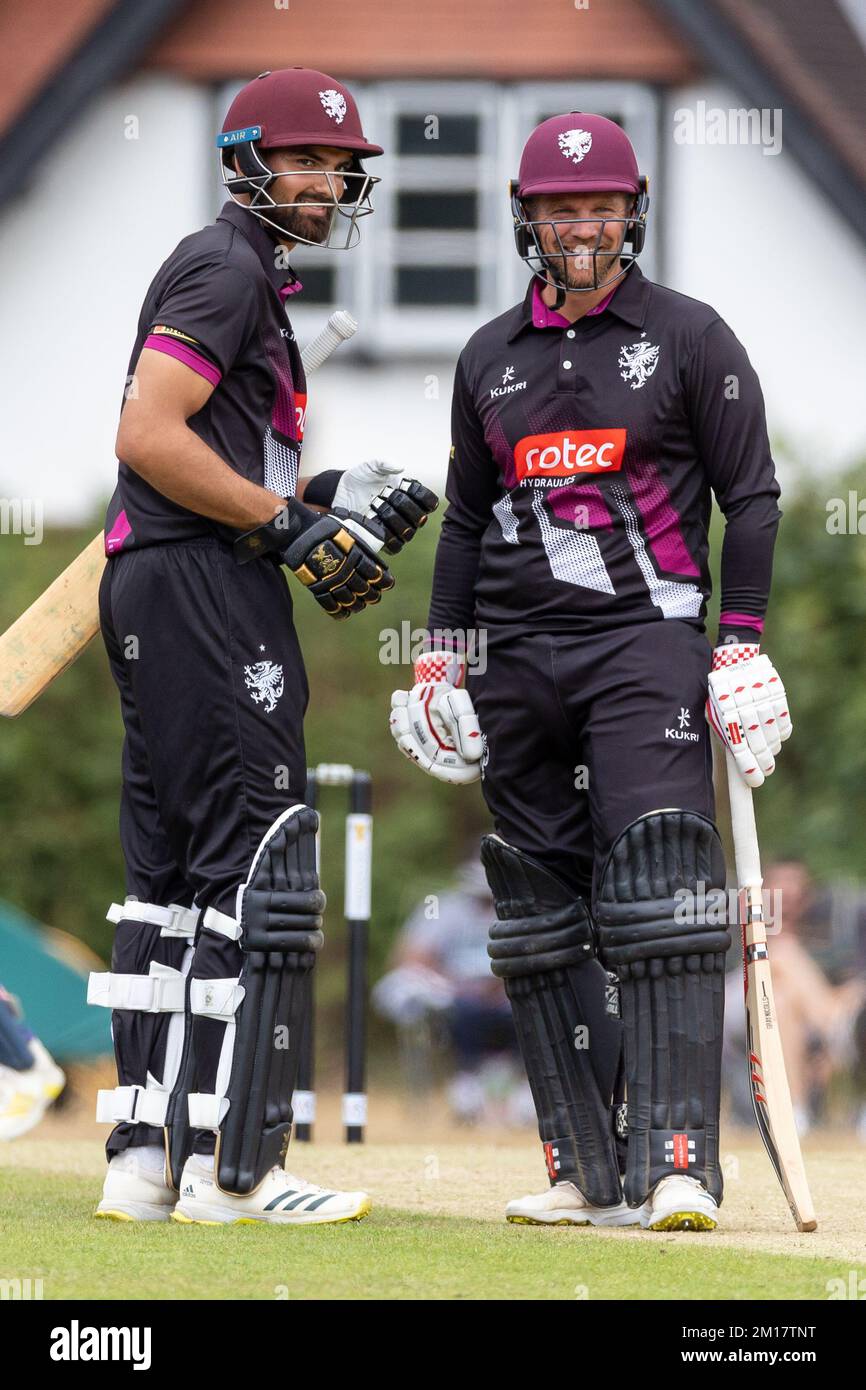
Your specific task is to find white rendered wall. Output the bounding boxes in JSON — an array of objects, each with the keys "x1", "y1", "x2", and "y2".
[
  {"x1": 662, "y1": 83, "x2": 866, "y2": 473},
  {"x1": 0, "y1": 76, "x2": 214, "y2": 527}
]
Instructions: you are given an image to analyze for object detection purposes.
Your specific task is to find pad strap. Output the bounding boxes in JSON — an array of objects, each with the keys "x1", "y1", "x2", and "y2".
[
  {"x1": 87, "y1": 962, "x2": 186, "y2": 1013},
  {"x1": 189, "y1": 977, "x2": 245, "y2": 1021},
  {"x1": 95, "y1": 1083, "x2": 170, "y2": 1126},
  {"x1": 106, "y1": 899, "x2": 199, "y2": 940},
  {"x1": 188, "y1": 1093, "x2": 231, "y2": 1128},
  {"x1": 202, "y1": 906, "x2": 242, "y2": 941}
]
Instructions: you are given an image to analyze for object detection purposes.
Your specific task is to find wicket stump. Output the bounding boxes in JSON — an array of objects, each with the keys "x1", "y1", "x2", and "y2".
[{"x1": 294, "y1": 764, "x2": 372, "y2": 1143}]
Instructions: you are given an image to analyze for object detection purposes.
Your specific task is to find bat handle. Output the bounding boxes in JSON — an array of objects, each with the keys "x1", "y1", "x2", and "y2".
[
  {"x1": 298, "y1": 309, "x2": 358, "y2": 375},
  {"x1": 725, "y1": 747, "x2": 763, "y2": 894}
]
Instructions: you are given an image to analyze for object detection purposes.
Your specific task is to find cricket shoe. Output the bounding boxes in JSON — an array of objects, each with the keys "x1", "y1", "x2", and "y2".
[
  {"x1": 641, "y1": 1174, "x2": 719, "y2": 1232},
  {"x1": 0, "y1": 1040, "x2": 66, "y2": 1141},
  {"x1": 94, "y1": 1145, "x2": 175, "y2": 1222},
  {"x1": 506, "y1": 1180, "x2": 644, "y2": 1227},
  {"x1": 172, "y1": 1153, "x2": 372, "y2": 1225}
]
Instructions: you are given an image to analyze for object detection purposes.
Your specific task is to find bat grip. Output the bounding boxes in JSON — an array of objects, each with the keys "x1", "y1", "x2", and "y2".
[
  {"x1": 725, "y1": 747, "x2": 763, "y2": 893},
  {"x1": 299, "y1": 311, "x2": 358, "y2": 375}
]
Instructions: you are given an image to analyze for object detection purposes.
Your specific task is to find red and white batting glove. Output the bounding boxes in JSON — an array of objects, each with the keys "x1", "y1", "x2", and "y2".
[
  {"x1": 389, "y1": 650, "x2": 483, "y2": 785},
  {"x1": 706, "y1": 643, "x2": 792, "y2": 788}
]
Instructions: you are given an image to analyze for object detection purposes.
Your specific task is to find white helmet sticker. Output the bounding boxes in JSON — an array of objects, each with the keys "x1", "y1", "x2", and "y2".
[
  {"x1": 558, "y1": 128, "x2": 593, "y2": 163},
  {"x1": 319, "y1": 89, "x2": 347, "y2": 124}
]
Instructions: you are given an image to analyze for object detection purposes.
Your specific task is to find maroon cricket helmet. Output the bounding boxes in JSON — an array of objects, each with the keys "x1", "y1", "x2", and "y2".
[
  {"x1": 218, "y1": 68, "x2": 383, "y2": 250},
  {"x1": 220, "y1": 67, "x2": 383, "y2": 157},
  {"x1": 511, "y1": 112, "x2": 649, "y2": 294},
  {"x1": 517, "y1": 113, "x2": 641, "y2": 196}
]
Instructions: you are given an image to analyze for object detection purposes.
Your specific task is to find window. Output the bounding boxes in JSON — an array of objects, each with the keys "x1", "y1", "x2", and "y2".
[
  {"x1": 396, "y1": 113, "x2": 480, "y2": 157},
  {"x1": 363, "y1": 82, "x2": 502, "y2": 354},
  {"x1": 294, "y1": 265, "x2": 337, "y2": 306}
]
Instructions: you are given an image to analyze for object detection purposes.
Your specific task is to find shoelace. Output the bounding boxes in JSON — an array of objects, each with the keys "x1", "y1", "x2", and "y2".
[{"x1": 279, "y1": 1170, "x2": 326, "y2": 1195}]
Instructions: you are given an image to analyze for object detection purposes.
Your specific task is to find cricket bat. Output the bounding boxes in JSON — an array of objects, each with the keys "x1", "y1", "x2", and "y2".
[
  {"x1": 0, "y1": 311, "x2": 358, "y2": 718},
  {"x1": 725, "y1": 747, "x2": 817, "y2": 1232}
]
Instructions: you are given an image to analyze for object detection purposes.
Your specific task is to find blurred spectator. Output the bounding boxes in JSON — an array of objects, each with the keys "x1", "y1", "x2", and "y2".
[
  {"x1": 0, "y1": 983, "x2": 65, "y2": 1140},
  {"x1": 373, "y1": 859, "x2": 533, "y2": 1125},
  {"x1": 723, "y1": 861, "x2": 866, "y2": 1133}
]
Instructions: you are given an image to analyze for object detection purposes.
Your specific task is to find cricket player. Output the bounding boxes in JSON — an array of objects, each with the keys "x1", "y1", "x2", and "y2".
[
  {"x1": 391, "y1": 113, "x2": 790, "y2": 1231},
  {"x1": 90, "y1": 68, "x2": 436, "y2": 1225}
]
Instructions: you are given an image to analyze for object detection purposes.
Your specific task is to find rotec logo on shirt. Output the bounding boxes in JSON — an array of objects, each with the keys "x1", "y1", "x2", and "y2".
[{"x1": 515, "y1": 429, "x2": 626, "y2": 480}]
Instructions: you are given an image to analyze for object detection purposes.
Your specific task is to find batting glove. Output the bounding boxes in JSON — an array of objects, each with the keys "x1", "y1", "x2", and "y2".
[
  {"x1": 390, "y1": 650, "x2": 483, "y2": 785},
  {"x1": 283, "y1": 513, "x2": 394, "y2": 619},
  {"x1": 233, "y1": 502, "x2": 394, "y2": 620},
  {"x1": 706, "y1": 643, "x2": 792, "y2": 788},
  {"x1": 333, "y1": 459, "x2": 403, "y2": 513},
  {"x1": 335, "y1": 461, "x2": 439, "y2": 555}
]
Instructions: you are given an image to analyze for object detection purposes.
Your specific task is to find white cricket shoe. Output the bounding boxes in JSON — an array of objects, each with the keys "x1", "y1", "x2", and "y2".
[
  {"x1": 0, "y1": 1039, "x2": 66, "y2": 1141},
  {"x1": 506, "y1": 1180, "x2": 644, "y2": 1227},
  {"x1": 172, "y1": 1153, "x2": 372, "y2": 1226},
  {"x1": 95, "y1": 1145, "x2": 175, "y2": 1222},
  {"x1": 641, "y1": 1174, "x2": 719, "y2": 1231}
]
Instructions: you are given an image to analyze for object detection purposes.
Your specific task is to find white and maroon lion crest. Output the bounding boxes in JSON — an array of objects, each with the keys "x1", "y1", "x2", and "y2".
[
  {"x1": 243, "y1": 660, "x2": 284, "y2": 714},
  {"x1": 319, "y1": 89, "x2": 347, "y2": 124},
  {"x1": 618, "y1": 341, "x2": 660, "y2": 390},
  {"x1": 557, "y1": 128, "x2": 593, "y2": 164}
]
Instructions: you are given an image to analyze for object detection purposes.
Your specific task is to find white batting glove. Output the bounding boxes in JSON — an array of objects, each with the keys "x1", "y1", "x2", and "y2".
[
  {"x1": 390, "y1": 650, "x2": 483, "y2": 785},
  {"x1": 706, "y1": 643, "x2": 792, "y2": 788},
  {"x1": 333, "y1": 460, "x2": 403, "y2": 514}
]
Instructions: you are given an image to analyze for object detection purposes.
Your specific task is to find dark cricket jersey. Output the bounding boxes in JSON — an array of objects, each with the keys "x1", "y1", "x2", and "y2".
[
  {"x1": 428, "y1": 266, "x2": 781, "y2": 646},
  {"x1": 104, "y1": 202, "x2": 306, "y2": 554}
]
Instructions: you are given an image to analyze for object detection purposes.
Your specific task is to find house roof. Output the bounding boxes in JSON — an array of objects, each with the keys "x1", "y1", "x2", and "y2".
[
  {"x1": 0, "y1": 0, "x2": 112, "y2": 139},
  {"x1": 0, "y1": 0, "x2": 186, "y2": 202},
  {"x1": 652, "y1": 0, "x2": 866, "y2": 237},
  {"x1": 143, "y1": 0, "x2": 698, "y2": 82},
  {"x1": 719, "y1": 0, "x2": 866, "y2": 185}
]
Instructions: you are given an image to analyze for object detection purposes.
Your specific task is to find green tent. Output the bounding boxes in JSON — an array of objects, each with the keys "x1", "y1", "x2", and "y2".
[{"x1": 0, "y1": 900, "x2": 110, "y2": 1059}]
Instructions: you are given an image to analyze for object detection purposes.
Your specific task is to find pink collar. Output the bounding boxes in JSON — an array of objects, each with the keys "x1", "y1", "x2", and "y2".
[{"x1": 531, "y1": 278, "x2": 618, "y2": 328}]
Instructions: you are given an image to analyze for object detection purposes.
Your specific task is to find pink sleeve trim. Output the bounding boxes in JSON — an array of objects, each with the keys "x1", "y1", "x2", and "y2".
[
  {"x1": 719, "y1": 612, "x2": 764, "y2": 632},
  {"x1": 143, "y1": 334, "x2": 221, "y2": 387}
]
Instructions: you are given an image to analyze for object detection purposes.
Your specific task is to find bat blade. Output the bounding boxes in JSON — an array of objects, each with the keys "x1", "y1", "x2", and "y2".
[
  {"x1": 0, "y1": 312, "x2": 358, "y2": 718},
  {"x1": 0, "y1": 531, "x2": 106, "y2": 717},
  {"x1": 726, "y1": 748, "x2": 817, "y2": 1232},
  {"x1": 744, "y1": 960, "x2": 817, "y2": 1231}
]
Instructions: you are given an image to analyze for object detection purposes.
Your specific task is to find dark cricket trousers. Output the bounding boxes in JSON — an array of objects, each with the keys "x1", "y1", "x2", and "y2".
[
  {"x1": 98, "y1": 538, "x2": 309, "y2": 1156},
  {"x1": 466, "y1": 620, "x2": 716, "y2": 903}
]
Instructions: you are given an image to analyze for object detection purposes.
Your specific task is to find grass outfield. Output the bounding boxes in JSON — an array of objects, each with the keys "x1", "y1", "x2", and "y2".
[{"x1": 1, "y1": 1133, "x2": 862, "y2": 1300}]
